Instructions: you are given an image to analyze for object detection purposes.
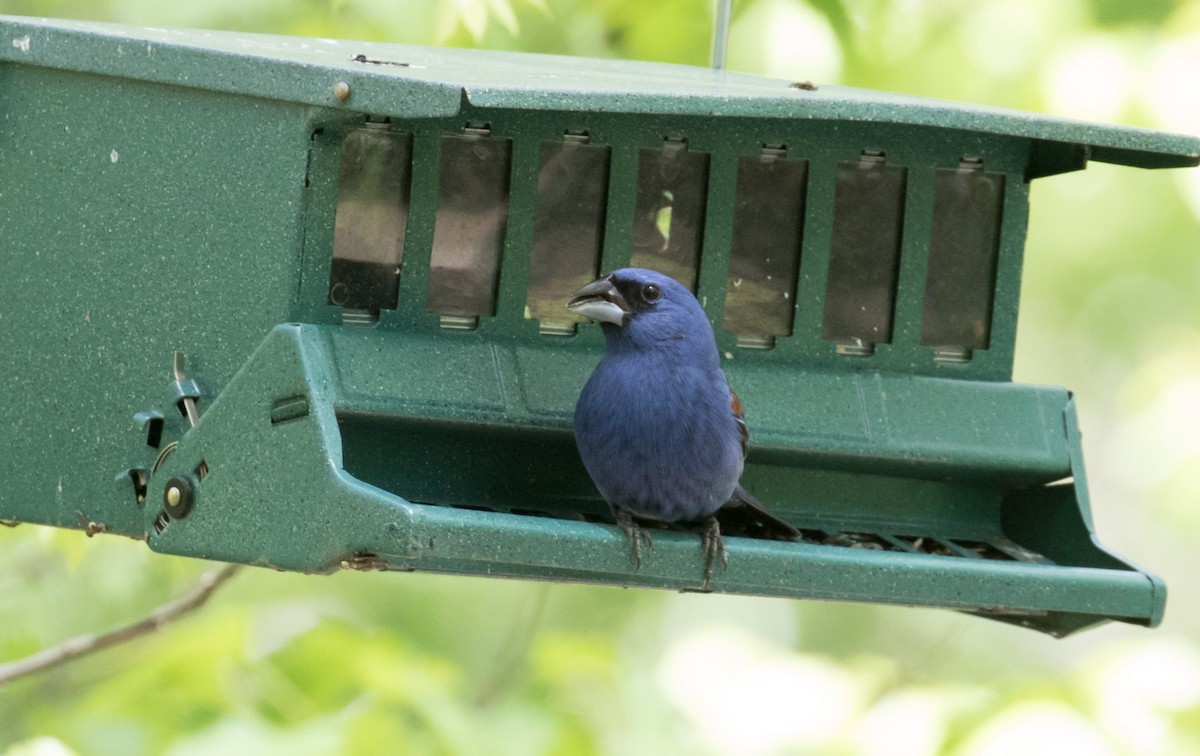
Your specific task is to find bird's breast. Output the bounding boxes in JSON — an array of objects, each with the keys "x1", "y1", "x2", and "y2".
[{"x1": 573, "y1": 356, "x2": 744, "y2": 522}]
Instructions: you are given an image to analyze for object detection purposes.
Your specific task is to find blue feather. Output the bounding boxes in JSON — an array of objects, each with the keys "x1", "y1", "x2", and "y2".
[{"x1": 572, "y1": 268, "x2": 744, "y2": 522}]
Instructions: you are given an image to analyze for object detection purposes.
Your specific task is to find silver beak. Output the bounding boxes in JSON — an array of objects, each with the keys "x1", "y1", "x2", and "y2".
[{"x1": 567, "y1": 276, "x2": 631, "y2": 327}]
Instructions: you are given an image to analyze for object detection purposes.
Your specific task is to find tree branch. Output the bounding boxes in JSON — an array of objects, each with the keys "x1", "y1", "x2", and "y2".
[{"x1": 0, "y1": 563, "x2": 243, "y2": 686}]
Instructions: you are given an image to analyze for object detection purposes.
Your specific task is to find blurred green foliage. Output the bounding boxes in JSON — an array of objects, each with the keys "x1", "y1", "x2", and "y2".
[{"x1": 1, "y1": 0, "x2": 1199, "y2": 753}]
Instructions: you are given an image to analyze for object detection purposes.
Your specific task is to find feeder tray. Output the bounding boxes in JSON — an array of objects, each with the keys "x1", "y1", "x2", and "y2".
[{"x1": 0, "y1": 16, "x2": 1195, "y2": 637}]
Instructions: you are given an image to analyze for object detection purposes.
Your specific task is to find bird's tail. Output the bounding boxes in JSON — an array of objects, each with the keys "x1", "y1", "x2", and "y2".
[{"x1": 718, "y1": 485, "x2": 801, "y2": 541}]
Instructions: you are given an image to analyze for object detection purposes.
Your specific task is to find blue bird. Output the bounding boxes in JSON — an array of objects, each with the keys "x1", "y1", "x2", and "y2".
[{"x1": 568, "y1": 268, "x2": 799, "y2": 585}]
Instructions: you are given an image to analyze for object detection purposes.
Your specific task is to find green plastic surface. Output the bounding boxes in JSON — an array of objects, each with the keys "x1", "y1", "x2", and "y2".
[
  {"x1": 0, "y1": 16, "x2": 1190, "y2": 636},
  {"x1": 0, "y1": 15, "x2": 1195, "y2": 175}
]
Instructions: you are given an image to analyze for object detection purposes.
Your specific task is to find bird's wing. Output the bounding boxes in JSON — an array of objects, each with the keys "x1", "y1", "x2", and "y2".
[
  {"x1": 723, "y1": 386, "x2": 800, "y2": 540},
  {"x1": 729, "y1": 386, "x2": 749, "y2": 459},
  {"x1": 720, "y1": 484, "x2": 801, "y2": 540}
]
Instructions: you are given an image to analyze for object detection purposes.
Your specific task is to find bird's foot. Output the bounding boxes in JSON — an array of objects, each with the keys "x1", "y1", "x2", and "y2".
[
  {"x1": 615, "y1": 508, "x2": 653, "y2": 571},
  {"x1": 700, "y1": 517, "x2": 729, "y2": 590}
]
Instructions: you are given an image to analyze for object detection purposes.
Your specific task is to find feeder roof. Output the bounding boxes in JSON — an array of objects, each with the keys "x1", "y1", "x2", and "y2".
[{"x1": 1, "y1": 15, "x2": 1196, "y2": 172}]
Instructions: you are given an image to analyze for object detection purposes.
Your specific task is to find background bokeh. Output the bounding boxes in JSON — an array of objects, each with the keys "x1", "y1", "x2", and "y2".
[{"x1": 1, "y1": 1, "x2": 1198, "y2": 753}]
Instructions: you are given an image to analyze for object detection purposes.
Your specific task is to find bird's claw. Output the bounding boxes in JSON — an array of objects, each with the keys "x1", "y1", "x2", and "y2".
[
  {"x1": 700, "y1": 517, "x2": 728, "y2": 590},
  {"x1": 616, "y1": 508, "x2": 653, "y2": 571},
  {"x1": 614, "y1": 511, "x2": 728, "y2": 586}
]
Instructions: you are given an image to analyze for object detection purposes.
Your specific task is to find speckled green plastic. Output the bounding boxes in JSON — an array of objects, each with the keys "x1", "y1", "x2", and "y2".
[{"x1": 0, "y1": 16, "x2": 1193, "y2": 636}]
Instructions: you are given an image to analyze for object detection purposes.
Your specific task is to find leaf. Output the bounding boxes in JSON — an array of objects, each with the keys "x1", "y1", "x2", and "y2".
[
  {"x1": 487, "y1": 0, "x2": 521, "y2": 35},
  {"x1": 440, "y1": 0, "x2": 490, "y2": 42}
]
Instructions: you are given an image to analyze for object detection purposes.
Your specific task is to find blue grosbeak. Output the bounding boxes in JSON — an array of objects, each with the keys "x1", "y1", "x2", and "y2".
[{"x1": 568, "y1": 268, "x2": 798, "y2": 585}]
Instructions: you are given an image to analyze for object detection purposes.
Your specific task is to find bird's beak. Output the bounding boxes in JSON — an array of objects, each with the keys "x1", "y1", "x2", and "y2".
[{"x1": 567, "y1": 275, "x2": 631, "y2": 327}]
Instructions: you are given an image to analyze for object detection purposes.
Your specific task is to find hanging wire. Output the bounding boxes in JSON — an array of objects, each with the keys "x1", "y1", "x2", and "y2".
[{"x1": 711, "y1": 0, "x2": 732, "y2": 70}]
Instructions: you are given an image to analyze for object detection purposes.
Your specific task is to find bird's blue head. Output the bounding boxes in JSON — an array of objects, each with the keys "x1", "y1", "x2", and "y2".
[{"x1": 567, "y1": 268, "x2": 718, "y2": 362}]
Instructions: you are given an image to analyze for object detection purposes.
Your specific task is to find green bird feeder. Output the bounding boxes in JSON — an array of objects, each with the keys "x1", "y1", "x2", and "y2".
[{"x1": 0, "y1": 16, "x2": 1195, "y2": 637}]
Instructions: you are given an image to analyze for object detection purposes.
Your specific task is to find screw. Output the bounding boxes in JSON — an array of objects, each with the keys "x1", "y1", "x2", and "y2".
[
  {"x1": 163, "y1": 475, "x2": 196, "y2": 519},
  {"x1": 333, "y1": 81, "x2": 351, "y2": 102}
]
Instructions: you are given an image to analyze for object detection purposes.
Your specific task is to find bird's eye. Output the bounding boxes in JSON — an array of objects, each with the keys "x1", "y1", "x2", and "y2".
[{"x1": 642, "y1": 284, "x2": 662, "y2": 303}]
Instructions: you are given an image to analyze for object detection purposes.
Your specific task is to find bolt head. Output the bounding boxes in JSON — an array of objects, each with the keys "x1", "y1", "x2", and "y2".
[{"x1": 162, "y1": 475, "x2": 196, "y2": 518}]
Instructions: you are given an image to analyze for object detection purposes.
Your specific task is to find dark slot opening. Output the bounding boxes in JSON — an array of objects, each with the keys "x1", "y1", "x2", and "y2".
[
  {"x1": 509, "y1": 508, "x2": 555, "y2": 518},
  {"x1": 328, "y1": 127, "x2": 412, "y2": 314},
  {"x1": 128, "y1": 468, "x2": 148, "y2": 506},
  {"x1": 144, "y1": 416, "x2": 163, "y2": 449},
  {"x1": 629, "y1": 138, "x2": 710, "y2": 291},
  {"x1": 427, "y1": 127, "x2": 513, "y2": 329},
  {"x1": 451, "y1": 504, "x2": 496, "y2": 513},
  {"x1": 526, "y1": 134, "x2": 611, "y2": 335},
  {"x1": 921, "y1": 159, "x2": 1005, "y2": 360},
  {"x1": 822, "y1": 151, "x2": 907, "y2": 355},
  {"x1": 339, "y1": 414, "x2": 602, "y2": 518},
  {"x1": 723, "y1": 147, "x2": 807, "y2": 349}
]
